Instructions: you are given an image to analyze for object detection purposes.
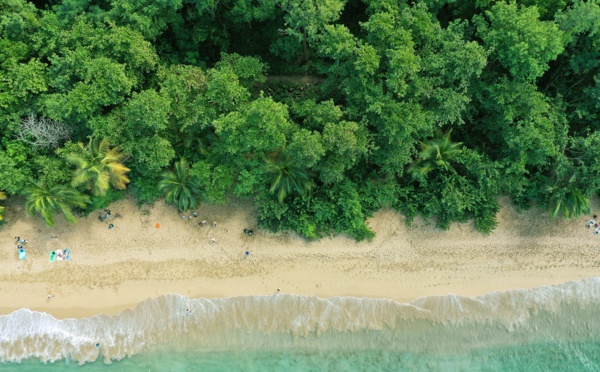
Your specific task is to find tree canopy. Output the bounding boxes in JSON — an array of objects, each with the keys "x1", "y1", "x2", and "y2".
[{"x1": 1, "y1": 0, "x2": 599, "y2": 239}]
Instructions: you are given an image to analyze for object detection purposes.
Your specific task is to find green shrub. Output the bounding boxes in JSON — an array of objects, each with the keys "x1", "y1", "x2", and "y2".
[
  {"x1": 256, "y1": 181, "x2": 375, "y2": 242},
  {"x1": 85, "y1": 188, "x2": 127, "y2": 214}
]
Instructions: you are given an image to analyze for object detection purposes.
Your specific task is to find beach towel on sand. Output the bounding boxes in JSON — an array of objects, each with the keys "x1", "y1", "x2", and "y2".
[
  {"x1": 18, "y1": 248, "x2": 26, "y2": 260},
  {"x1": 64, "y1": 249, "x2": 71, "y2": 261},
  {"x1": 49, "y1": 251, "x2": 56, "y2": 262},
  {"x1": 56, "y1": 249, "x2": 63, "y2": 261}
]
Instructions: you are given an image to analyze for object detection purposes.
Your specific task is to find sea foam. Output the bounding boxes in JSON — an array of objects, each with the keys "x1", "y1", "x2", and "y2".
[{"x1": 1, "y1": 277, "x2": 599, "y2": 365}]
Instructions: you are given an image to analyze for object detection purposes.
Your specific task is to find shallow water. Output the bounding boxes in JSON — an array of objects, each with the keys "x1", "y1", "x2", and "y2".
[
  {"x1": 8, "y1": 342, "x2": 600, "y2": 372},
  {"x1": 2, "y1": 278, "x2": 600, "y2": 370}
]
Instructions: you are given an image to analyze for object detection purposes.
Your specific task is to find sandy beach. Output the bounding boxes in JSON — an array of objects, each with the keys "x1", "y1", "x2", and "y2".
[{"x1": 0, "y1": 197, "x2": 598, "y2": 319}]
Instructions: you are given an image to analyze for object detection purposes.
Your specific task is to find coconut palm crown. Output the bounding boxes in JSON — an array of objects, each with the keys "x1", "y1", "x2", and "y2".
[
  {"x1": 159, "y1": 159, "x2": 202, "y2": 212},
  {"x1": 412, "y1": 130, "x2": 463, "y2": 175},
  {"x1": 549, "y1": 188, "x2": 591, "y2": 219},
  {"x1": 265, "y1": 150, "x2": 315, "y2": 203},
  {"x1": 23, "y1": 183, "x2": 89, "y2": 227},
  {"x1": 67, "y1": 138, "x2": 130, "y2": 196}
]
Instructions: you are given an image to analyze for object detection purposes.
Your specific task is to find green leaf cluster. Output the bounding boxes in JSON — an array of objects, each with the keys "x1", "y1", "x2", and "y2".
[{"x1": 2, "y1": 0, "x2": 600, "y2": 238}]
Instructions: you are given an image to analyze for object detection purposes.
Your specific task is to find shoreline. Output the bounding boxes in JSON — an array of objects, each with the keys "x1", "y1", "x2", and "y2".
[{"x1": 1, "y1": 197, "x2": 599, "y2": 319}]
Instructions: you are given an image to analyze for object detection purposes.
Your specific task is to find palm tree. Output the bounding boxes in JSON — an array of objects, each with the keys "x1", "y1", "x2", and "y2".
[
  {"x1": 67, "y1": 138, "x2": 130, "y2": 196},
  {"x1": 184, "y1": 127, "x2": 220, "y2": 156},
  {"x1": 23, "y1": 183, "x2": 90, "y2": 227},
  {"x1": 411, "y1": 130, "x2": 462, "y2": 175},
  {"x1": 0, "y1": 191, "x2": 6, "y2": 222},
  {"x1": 159, "y1": 159, "x2": 202, "y2": 212},
  {"x1": 549, "y1": 188, "x2": 591, "y2": 219},
  {"x1": 265, "y1": 150, "x2": 315, "y2": 203}
]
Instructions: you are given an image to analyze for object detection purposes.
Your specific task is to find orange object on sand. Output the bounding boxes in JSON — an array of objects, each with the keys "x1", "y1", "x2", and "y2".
[{"x1": 155, "y1": 223, "x2": 160, "y2": 228}]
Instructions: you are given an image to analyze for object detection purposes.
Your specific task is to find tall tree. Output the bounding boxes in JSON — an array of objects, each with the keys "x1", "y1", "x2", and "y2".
[
  {"x1": 23, "y1": 183, "x2": 89, "y2": 227},
  {"x1": 548, "y1": 187, "x2": 591, "y2": 219},
  {"x1": 272, "y1": 0, "x2": 345, "y2": 63},
  {"x1": 411, "y1": 131, "x2": 462, "y2": 175},
  {"x1": 67, "y1": 138, "x2": 130, "y2": 196},
  {"x1": 265, "y1": 149, "x2": 315, "y2": 203},
  {"x1": 474, "y1": 2, "x2": 564, "y2": 81},
  {"x1": 90, "y1": 89, "x2": 174, "y2": 176},
  {"x1": 159, "y1": 159, "x2": 201, "y2": 212}
]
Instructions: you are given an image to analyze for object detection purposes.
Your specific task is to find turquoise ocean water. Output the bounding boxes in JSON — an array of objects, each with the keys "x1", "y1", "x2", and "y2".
[{"x1": 2, "y1": 278, "x2": 600, "y2": 371}]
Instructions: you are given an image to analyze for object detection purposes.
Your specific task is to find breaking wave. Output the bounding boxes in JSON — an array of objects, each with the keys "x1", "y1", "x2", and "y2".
[{"x1": 2, "y1": 278, "x2": 600, "y2": 365}]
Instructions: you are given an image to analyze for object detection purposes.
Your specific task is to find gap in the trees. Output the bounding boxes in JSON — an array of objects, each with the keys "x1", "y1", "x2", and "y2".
[{"x1": 27, "y1": 0, "x2": 52, "y2": 10}]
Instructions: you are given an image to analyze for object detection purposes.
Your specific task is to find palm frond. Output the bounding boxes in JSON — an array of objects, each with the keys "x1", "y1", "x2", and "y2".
[
  {"x1": 549, "y1": 188, "x2": 591, "y2": 219},
  {"x1": 412, "y1": 130, "x2": 462, "y2": 175},
  {"x1": 265, "y1": 149, "x2": 314, "y2": 203},
  {"x1": 68, "y1": 138, "x2": 130, "y2": 195},
  {"x1": 23, "y1": 183, "x2": 89, "y2": 226},
  {"x1": 159, "y1": 159, "x2": 202, "y2": 212}
]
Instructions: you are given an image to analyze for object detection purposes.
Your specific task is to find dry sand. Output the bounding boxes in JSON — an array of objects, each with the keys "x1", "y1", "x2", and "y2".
[{"x1": 0, "y1": 197, "x2": 599, "y2": 319}]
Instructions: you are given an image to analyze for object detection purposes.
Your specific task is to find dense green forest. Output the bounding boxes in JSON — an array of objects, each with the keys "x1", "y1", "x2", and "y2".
[{"x1": 1, "y1": 0, "x2": 599, "y2": 239}]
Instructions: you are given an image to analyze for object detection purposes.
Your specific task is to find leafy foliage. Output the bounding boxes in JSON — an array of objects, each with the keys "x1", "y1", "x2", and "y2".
[
  {"x1": 67, "y1": 138, "x2": 130, "y2": 196},
  {"x1": 265, "y1": 149, "x2": 315, "y2": 203},
  {"x1": 159, "y1": 159, "x2": 202, "y2": 212},
  {"x1": 0, "y1": 191, "x2": 6, "y2": 222},
  {"x1": 256, "y1": 181, "x2": 374, "y2": 241},
  {"x1": 23, "y1": 183, "x2": 90, "y2": 227},
  {"x1": 411, "y1": 130, "x2": 462, "y2": 176},
  {"x1": 475, "y1": 2, "x2": 565, "y2": 81},
  {"x1": 548, "y1": 188, "x2": 591, "y2": 219},
  {"x1": 2, "y1": 0, "x2": 600, "y2": 239}
]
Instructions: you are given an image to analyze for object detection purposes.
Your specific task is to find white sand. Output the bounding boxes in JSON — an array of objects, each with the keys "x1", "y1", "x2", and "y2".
[{"x1": 0, "y1": 197, "x2": 598, "y2": 319}]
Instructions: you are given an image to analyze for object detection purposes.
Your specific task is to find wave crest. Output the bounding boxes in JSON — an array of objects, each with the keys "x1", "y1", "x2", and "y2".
[{"x1": 2, "y1": 278, "x2": 600, "y2": 364}]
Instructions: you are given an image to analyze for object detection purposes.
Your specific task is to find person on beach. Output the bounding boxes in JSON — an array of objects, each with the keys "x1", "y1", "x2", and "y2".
[
  {"x1": 193, "y1": 212, "x2": 198, "y2": 218},
  {"x1": 200, "y1": 220, "x2": 207, "y2": 226},
  {"x1": 586, "y1": 215, "x2": 598, "y2": 228},
  {"x1": 243, "y1": 228, "x2": 254, "y2": 236},
  {"x1": 15, "y1": 237, "x2": 27, "y2": 244},
  {"x1": 212, "y1": 221, "x2": 217, "y2": 228},
  {"x1": 595, "y1": 226, "x2": 600, "y2": 235},
  {"x1": 109, "y1": 224, "x2": 114, "y2": 229}
]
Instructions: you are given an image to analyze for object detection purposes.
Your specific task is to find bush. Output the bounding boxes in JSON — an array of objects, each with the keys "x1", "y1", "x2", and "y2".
[
  {"x1": 256, "y1": 181, "x2": 375, "y2": 242},
  {"x1": 85, "y1": 188, "x2": 127, "y2": 214},
  {"x1": 129, "y1": 171, "x2": 163, "y2": 205}
]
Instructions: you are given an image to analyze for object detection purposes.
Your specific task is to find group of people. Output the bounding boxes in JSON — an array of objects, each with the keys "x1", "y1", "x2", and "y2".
[
  {"x1": 98, "y1": 209, "x2": 111, "y2": 222},
  {"x1": 15, "y1": 237, "x2": 28, "y2": 260},
  {"x1": 15, "y1": 236, "x2": 27, "y2": 249},
  {"x1": 586, "y1": 215, "x2": 600, "y2": 235},
  {"x1": 98, "y1": 209, "x2": 115, "y2": 229}
]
